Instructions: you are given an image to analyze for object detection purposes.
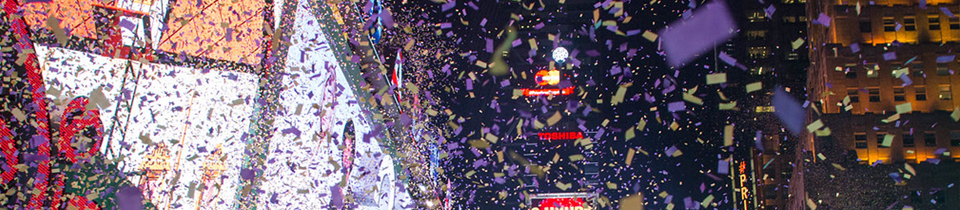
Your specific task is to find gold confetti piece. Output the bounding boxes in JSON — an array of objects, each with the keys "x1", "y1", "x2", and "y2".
[
  {"x1": 658, "y1": 191, "x2": 669, "y2": 198},
  {"x1": 815, "y1": 127, "x2": 832, "y2": 136},
  {"x1": 642, "y1": 30, "x2": 659, "y2": 42},
  {"x1": 831, "y1": 163, "x2": 846, "y2": 170},
  {"x1": 682, "y1": 92, "x2": 703, "y2": 105},
  {"x1": 602, "y1": 119, "x2": 610, "y2": 127},
  {"x1": 719, "y1": 101, "x2": 737, "y2": 110},
  {"x1": 806, "y1": 197, "x2": 818, "y2": 210},
  {"x1": 666, "y1": 203, "x2": 675, "y2": 210},
  {"x1": 619, "y1": 193, "x2": 644, "y2": 210},
  {"x1": 882, "y1": 114, "x2": 901, "y2": 123},
  {"x1": 792, "y1": 38, "x2": 805, "y2": 50},
  {"x1": 569, "y1": 154, "x2": 584, "y2": 162},
  {"x1": 671, "y1": 149, "x2": 683, "y2": 157},
  {"x1": 625, "y1": 126, "x2": 636, "y2": 140},
  {"x1": 10, "y1": 109, "x2": 26, "y2": 122},
  {"x1": 465, "y1": 170, "x2": 476, "y2": 178},
  {"x1": 612, "y1": 86, "x2": 628, "y2": 105},
  {"x1": 546, "y1": 111, "x2": 562, "y2": 126},
  {"x1": 706, "y1": 73, "x2": 726, "y2": 85},
  {"x1": 842, "y1": 96, "x2": 851, "y2": 105},
  {"x1": 882, "y1": 134, "x2": 894, "y2": 147},
  {"x1": 806, "y1": 119, "x2": 823, "y2": 133},
  {"x1": 669, "y1": 121, "x2": 679, "y2": 130},
  {"x1": 626, "y1": 148, "x2": 636, "y2": 166},
  {"x1": 746, "y1": 82, "x2": 762, "y2": 93},
  {"x1": 484, "y1": 133, "x2": 498, "y2": 144},
  {"x1": 468, "y1": 139, "x2": 490, "y2": 149},
  {"x1": 637, "y1": 119, "x2": 647, "y2": 131},
  {"x1": 905, "y1": 163, "x2": 916, "y2": 175},
  {"x1": 700, "y1": 194, "x2": 714, "y2": 208},
  {"x1": 896, "y1": 102, "x2": 912, "y2": 114},
  {"x1": 817, "y1": 153, "x2": 826, "y2": 160},
  {"x1": 952, "y1": 107, "x2": 960, "y2": 121},
  {"x1": 724, "y1": 125, "x2": 734, "y2": 146},
  {"x1": 556, "y1": 182, "x2": 572, "y2": 190},
  {"x1": 606, "y1": 182, "x2": 618, "y2": 190}
]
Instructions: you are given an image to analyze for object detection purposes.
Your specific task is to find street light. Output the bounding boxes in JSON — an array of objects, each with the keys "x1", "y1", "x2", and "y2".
[{"x1": 552, "y1": 47, "x2": 568, "y2": 63}]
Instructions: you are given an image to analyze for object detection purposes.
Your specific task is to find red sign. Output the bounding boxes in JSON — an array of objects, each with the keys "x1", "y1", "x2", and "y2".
[
  {"x1": 530, "y1": 198, "x2": 590, "y2": 210},
  {"x1": 538, "y1": 132, "x2": 583, "y2": 140},
  {"x1": 522, "y1": 87, "x2": 574, "y2": 96}
]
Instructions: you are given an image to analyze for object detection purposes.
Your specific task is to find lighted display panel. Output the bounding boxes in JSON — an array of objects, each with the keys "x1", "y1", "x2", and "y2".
[
  {"x1": 36, "y1": 45, "x2": 258, "y2": 209},
  {"x1": 253, "y1": 1, "x2": 411, "y2": 208}
]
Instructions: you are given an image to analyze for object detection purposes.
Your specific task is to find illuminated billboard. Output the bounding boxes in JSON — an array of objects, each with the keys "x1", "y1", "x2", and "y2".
[
  {"x1": 527, "y1": 193, "x2": 595, "y2": 210},
  {"x1": 37, "y1": 45, "x2": 259, "y2": 209}
]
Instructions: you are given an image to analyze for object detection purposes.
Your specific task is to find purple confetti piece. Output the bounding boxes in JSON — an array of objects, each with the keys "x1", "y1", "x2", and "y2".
[
  {"x1": 717, "y1": 160, "x2": 729, "y2": 174},
  {"x1": 380, "y1": 8, "x2": 394, "y2": 29},
  {"x1": 441, "y1": 0, "x2": 456, "y2": 11},
  {"x1": 884, "y1": 52, "x2": 896, "y2": 61},
  {"x1": 718, "y1": 51, "x2": 737, "y2": 66},
  {"x1": 850, "y1": 43, "x2": 860, "y2": 53},
  {"x1": 116, "y1": 186, "x2": 144, "y2": 210},
  {"x1": 659, "y1": 0, "x2": 736, "y2": 67},
  {"x1": 900, "y1": 74, "x2": 913, "y2": 86},
  {"x1": 937, "y1": 55, "x2": 955, "y2": 63},
  {"x1": 764, "y1": 5, "x2": 776, "y2": 18},
  {"x1": 666, "y1": 146, "x2": 679, "y2": 156},
  {"x1": 668, "y1": 101, "x2": 685, "y2": 112},
  {"x1": 943, "y1": 7, "x2": 956, "y2": 18},
  {"x1": 773, "y1": 87, "x2": 804, "y2": 136},
  {"x1": 240, "y1": 168, "x2": 255, "y2": 180},
  {"x1": 816, "y1": 13, "x2": 831, "y2": 27}
]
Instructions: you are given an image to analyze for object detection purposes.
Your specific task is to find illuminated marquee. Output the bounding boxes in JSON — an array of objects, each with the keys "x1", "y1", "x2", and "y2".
[
  {"x1": 538, "y1": 132, "x2": 583, "y2": 140},
  {"x1": 737, "y1": 161, "x2": 752, "y2": 210},
  {"x1": 522, "y1": 87, "x2": 575, "y2": 96},
  {"x1": 529, "y1": 198, "x2": 592, "y2": 210}
]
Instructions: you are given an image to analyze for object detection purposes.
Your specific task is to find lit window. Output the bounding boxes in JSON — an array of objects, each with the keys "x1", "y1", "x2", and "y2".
[
  {"x1": 749, "y1": 46, "x2": 770, "y2": 59},
  {"x1": 746, "y1": 30, "x2": 767, "y2": 40},
  {"x1": 940, "y1": 85, "x2": 952, "y2": 100},
  {"x1": 853, "y1": 133, "x2": 867, "y2": 149},
  {"x1": 951, "y1": 131, "x2": 960, "y2": 146},
  {"x1": 929, "y1": 15, "x2": 941, "y2": 30},
  {"x1": 748, "y1": 11, "x2": 767, "y2": 22},
  {"x1": 904, "y1": 16, "x2": 917, "y2": 31},
  {"x1": 783, "y1": 16, "x2": 796, "y2": 23},
  {"x1": 916, "y1": 86, "x2": 927, "y2": 101},
  {"x1": 950, "y1": 17, "x2": 960, "y2": 30},
  {"x1": 855, "y1": 133, "x2": 868, "y2": 148},
  {"x1": 937, "y1": 63, "x2": 950, "y2": 76},
  {"x1": 868, "y1": 88, "x2": 880, "y2": 102},
  {"x1": 848, "y1": 88, "x2": 860, "y2": 103},
  {"x1": 883, "y1": 17, "x2": 896, "y2": 32},
  {"x1": 903, "y1": 133, "x2": 915, "y2": 147},
  {"x1": 786, "y1": 52, "x2": 799, "y2": 60},
  {"x1": 894, "y1": 87, "x2": 906, "y2": 101},
  {"x1": 925, "y1": 132, "x2": 937, "y2": 146}
]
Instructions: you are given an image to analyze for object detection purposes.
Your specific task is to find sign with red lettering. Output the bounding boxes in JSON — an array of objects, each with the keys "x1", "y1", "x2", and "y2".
[
  {"x1": 529, "y1": 198, "x2": 591, "y2": 210},
  {"x1": 522, "y1": 87, "x2": 575, "y2": 96},
  {"x1": 538, "y1": 132, "x2": 583, "y2": 140}
]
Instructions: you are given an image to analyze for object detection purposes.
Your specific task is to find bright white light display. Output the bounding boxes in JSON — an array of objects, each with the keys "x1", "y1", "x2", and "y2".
[
  {"x1": 37, "y1": 45, "x2": 258, "y2": 209},
  {"x1": 253, "y1": 0, "x2": 412, "y2": 209},
  {"x1": 552, "y1": 47, "x2": 568, "y2": 63}
]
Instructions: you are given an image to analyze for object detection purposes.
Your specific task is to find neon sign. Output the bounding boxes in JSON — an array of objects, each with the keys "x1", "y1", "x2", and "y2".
[
  {"x1": 738, "y1": 161, "x2": 750, "y2": 210},
  {"x1": 522, "y1": 87, "x2": 574, "y2": 96},
  {"x1": 529, "y1": 198, "x2": 591, "y2": 210},
  {"x1": 535, "y1": 69, "x2": 561, "y2": 86},
  {"x1": 538, "y1": 132, "x2": 583, "y2": 140}
]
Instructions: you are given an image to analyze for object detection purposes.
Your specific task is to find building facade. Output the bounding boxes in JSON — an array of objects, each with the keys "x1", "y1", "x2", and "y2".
[{"x1": 806, "y1": 0, "x2": 960, "y2": 208}]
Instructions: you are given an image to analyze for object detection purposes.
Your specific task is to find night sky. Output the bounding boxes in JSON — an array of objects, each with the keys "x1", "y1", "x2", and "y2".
[{"x1": 415, "y1": 0, "x2": 768, "y2": 208}]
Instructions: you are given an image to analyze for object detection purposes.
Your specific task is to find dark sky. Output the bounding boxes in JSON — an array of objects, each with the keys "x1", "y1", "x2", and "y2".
[{"x1": 420, "y1": 0, "x2": 764, "y2": 209}]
